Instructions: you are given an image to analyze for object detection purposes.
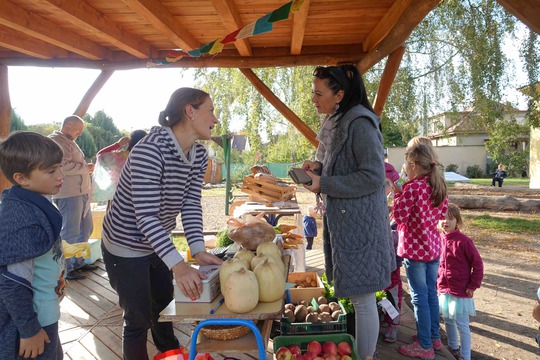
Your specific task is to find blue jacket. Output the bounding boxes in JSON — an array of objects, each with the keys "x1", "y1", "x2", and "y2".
[
  {"x1": 0, "y1": 187, "x2": 64, "y2": 358},
  {"x1": 303, "y1": 215, "x2": 318, "y2": 237}
]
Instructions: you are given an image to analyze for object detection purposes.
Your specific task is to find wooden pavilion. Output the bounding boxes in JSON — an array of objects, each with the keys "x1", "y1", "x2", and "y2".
[{"x1": 1, "y1": 0, "x2": 540, "y2": 190}]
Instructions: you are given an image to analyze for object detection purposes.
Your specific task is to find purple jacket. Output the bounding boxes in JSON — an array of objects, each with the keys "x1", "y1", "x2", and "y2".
[{"x1": 437, "y1": 229, "x2": 484, "y2": 298}]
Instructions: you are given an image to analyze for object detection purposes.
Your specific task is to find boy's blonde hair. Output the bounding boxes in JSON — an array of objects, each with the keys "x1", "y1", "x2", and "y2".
[
  {"x1": 405, "y1": 143, "x2": 447, "y2": 207},
  {"x1": 446, "y1": 204, "x2": 463, "y2": 228}
]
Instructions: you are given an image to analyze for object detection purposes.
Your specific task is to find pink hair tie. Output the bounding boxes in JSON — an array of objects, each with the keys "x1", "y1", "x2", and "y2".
[{"x1": 430, "y1": 162, "x2": 436, "y2": 167}]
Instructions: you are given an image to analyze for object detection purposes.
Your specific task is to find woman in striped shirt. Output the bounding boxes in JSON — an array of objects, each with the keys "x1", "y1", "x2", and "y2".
[{"x1": 101, "y1": 87, "x2": 222, "y2": 360}]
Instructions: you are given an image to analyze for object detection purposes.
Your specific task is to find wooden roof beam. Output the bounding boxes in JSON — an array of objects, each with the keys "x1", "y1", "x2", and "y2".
[
  {"x1": 362, "y1": 0, "x2": 411, "y2": 53},
  {"x1": 373, "y1": 44, "x2": 406, "y2": 117},
  {"x1": 496, "y1": 0, "x2": 540, "y2": 34},
  {"x1": 122, "y1": 0, "x2": 200, "y2": 51},
  {"x1": 0, "y1": 0, "x2": 107, "y2": 60},
  {"x1": 0, "y1": 65, "x2": 11, "y2": 193},
  {"x1": 0, "y1": 25, "x2": 69, "y2": 59},
  {"x1": 33, "y1": 0, "x2": 154, "y2": 59},
  {"x1": 290, "y1": 0, "x2": 310, "y2": 55},
  {"x1": 210, "y1": 0, "x2": 251, "y2": 57},
  {"x1": 357, "y1": 0, "x2": 439, "y2": 74},
  {"x1": 74, "y1": 70, "x2": 115, "y2": 117},
  {"x1": 240, "y1": 68, "x2": 318, "y2": 147}
]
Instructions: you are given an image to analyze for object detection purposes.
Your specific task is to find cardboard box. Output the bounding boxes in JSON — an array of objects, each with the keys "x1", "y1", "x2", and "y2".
[
  {"x1": 287, "y1": 272, "x2": 324, "y2": 304},
  {"x1": 174, "y1": 265, "x2": 221, "y2": 303}
]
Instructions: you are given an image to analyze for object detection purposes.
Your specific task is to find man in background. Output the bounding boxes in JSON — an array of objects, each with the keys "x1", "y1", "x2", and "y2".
[{"x1": 49, "y1": 115, "x2": 96, "y2": 280}]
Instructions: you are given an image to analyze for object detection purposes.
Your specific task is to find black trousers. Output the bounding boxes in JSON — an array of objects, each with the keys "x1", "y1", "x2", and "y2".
[
  {"x1": 492, "y1": 178, "x2": 503, "y2": 187},
  {"x1": 102, "y1": 244, "x2": 179, "y2": 360}
]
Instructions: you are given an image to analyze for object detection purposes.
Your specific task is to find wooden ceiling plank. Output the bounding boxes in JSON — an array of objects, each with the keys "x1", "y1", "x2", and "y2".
[
  {"x1": 0, "y1": 0, "x2": 106, "y2": 60},
  {"x1": 362, "y1": 0, "x2": 412, "y2": 53},
  {"x1": 210, "y1": 0, "x2": 251, "y2": 56},
  {"x1": 0, "y1": 25, "x2": 68, "y2": 59},
  {"x1": 240, "y1": 68, "x2": 318, "y2": 147},
  {"x1": 290, "y1": 0, "x2": 310, "y2": 55},
  {"x1": 373, "y1": 44, "x2": 406, "y2": 116},
  {"x1": 34, "y1": 0, "x2": 153, "y2": 59},
  {"x1": 121, "y1": 0, "x2": 200, "y2": 51},
  {"x1": 496, "y1": 0, "x2": 540, "y2": 35},
  {"x1": 357, "y1": 0, "x2": 440, "y2": 74}
]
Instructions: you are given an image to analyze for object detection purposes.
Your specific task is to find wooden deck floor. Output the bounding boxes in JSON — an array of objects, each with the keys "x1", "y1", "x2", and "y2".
[{"x1": 59, "y1": 250, "x2": 455, "y2": 359}]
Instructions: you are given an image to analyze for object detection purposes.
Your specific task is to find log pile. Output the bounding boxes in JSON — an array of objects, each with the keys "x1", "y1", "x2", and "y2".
[{"x1": 449, "y1": 195, "x2": 540, "y2": 213}]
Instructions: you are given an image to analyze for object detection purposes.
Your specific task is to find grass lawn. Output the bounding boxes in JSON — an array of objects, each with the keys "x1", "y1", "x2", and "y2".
[
  {"x1": 465, "y1": 213, "x2": 540, "y2": 234},
  {"x1": 470, "y1": 178, "x2": 530, "y2": 186}
]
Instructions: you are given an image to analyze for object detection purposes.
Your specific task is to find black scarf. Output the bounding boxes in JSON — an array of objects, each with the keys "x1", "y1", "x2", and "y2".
[{"x1": 8, "y1": 186, "x2": 62, "y2": 241}]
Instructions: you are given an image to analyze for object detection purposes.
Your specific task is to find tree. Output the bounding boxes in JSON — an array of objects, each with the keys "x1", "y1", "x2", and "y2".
[
  {"x1": 85, "y1": 110, "x2": 122, "y2": 154},
  {"x1": 75, "y1": 128, "x2": 97, "y2": 159},
  {"x1": 10, "y1": 109, "x2": 27, "y2": 131}
]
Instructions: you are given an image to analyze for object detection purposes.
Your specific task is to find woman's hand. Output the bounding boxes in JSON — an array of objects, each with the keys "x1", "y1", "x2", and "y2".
[
  {"x1": 117, "y1": 136, "x2": 130, "y2": 147},
  {"x1": 172, "y1": 261, "x2": 207, "y2": 300},
  {"x1": 303, "y1": 171, "x2": 321, "y2": 193},
  {"x1": 302, "y1": 161, "x2": 321, "y2": 173},
  {"x1": 193, "y1": 251, "x2": 223, "y2": 266}
]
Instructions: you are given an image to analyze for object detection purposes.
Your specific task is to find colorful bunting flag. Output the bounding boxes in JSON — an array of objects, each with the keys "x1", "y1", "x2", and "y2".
[{"x1": 147, "y1": 0, "x2": 304, "y2": 67}]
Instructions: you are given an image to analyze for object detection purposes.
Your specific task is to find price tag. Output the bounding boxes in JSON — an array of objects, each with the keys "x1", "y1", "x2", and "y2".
[{"x1": 378, "y1": 298, "x2": 399, "y2": 320}]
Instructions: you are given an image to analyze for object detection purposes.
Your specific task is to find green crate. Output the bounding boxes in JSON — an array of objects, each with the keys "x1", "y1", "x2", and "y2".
[
  {"x1": 280, "y1": 301, "x2": 347, "y2": 335},
  {"x1": 273, "y1": 333, "x2": 359, "y2": 359}
]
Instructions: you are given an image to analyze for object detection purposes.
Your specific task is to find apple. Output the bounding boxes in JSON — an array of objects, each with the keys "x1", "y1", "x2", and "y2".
[
  {"x1": 313, "y1": 357, "x2": 325, "y2": 360},
  {"x1": 275, "y1": 346, "x2": 292, "y2": 360},
  {"x1": 288, "y1": 344, "x2": 302, "y2": 356},
  {"x1": 339, "y1": 356, "x2": 353, "y2": 360},
  {"x1": 306, "y1": 341, "x2": 322, "y2": 355},
  {"x1": 292, "y1": 355, "x2": 305, "y2": 360},
  {"x1": 337, "y1": 341, "x2": 352, "y2": 356},
  {"x1": 322, "y1": 341, "x2": 338, "y2": 355},
  {"x1": 324, "y1": 355, "x2": 339, "y2": 360},
  {"x1": 302, "y1": 353, "x2": 316, "y2": 360}
]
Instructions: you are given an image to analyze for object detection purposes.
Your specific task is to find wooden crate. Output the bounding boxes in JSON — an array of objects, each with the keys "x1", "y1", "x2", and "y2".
[{"x1": 241, "y1": 175, "x2": 296, "y2": 202}]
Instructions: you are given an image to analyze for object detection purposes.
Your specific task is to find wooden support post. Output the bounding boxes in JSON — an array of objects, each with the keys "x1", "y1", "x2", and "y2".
[
  {"x1": 239, "y1": 68, "x2": 319, "y2": 148},
  {"x1": 0, "y1": 65, "x2": 12, "y2": 194},
  {"x1": 74, "y1": 69, "x2": 114, "y2": 117},
  {"x1": 373, "y1": 44, "x2": 406, "y2": 117}
]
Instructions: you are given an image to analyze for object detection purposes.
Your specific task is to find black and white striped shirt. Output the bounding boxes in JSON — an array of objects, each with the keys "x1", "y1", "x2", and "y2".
[{"x1": 101, "y1": 126, "x2": 207, "y2": 269}]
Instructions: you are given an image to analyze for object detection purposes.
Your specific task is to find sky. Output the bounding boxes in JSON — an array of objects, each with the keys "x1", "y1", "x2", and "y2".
[
  {"x1": 8, "y1": 67, "x2": 199, "y2": 132},
  {"x1": 7, "y1": 26, "x2": 531, "y2": 133}
]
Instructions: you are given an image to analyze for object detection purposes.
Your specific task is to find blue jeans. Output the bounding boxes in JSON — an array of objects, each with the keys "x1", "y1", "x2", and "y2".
[
  {"x1": 54, "y1": 195, "x2": 93, "y2": 273},
  {"x1": 444, "y1": 314, "x2": 471, "y2": 360},
  {"x1": 404, "y1": 258, "x2": 440, "y2": 350},
  {"x1": 102, "y1": 244, "x2": 179, "y2": 360}
]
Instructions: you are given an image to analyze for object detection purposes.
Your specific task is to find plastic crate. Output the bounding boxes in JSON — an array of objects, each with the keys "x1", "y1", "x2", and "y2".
[
  {"x1": 273, "y1": 333, "x2": 359, "y2": 359},
  {"x1": 280, "y1": 301, "x2": 347, "y2": 335}
]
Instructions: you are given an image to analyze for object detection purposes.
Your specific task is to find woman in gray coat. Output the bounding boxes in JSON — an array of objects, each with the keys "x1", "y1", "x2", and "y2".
[{"x1": 303, "y1": 65, "x2": 396, "y2": 359}]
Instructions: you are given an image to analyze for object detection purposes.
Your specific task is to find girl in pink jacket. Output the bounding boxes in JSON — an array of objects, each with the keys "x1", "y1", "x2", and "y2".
[{"x1": 438, "y1": 204, "x2": 484, "y2": 360}]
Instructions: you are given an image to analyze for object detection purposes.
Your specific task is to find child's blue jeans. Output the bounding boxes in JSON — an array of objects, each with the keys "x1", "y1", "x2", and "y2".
[{"x1": 444, "y1": 314, "x2": 471, "y2": 360}]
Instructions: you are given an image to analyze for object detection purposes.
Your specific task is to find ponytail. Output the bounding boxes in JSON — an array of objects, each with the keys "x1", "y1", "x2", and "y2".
[{"x1": 405, "y1": 144, "x2": 447, "y2": 207}]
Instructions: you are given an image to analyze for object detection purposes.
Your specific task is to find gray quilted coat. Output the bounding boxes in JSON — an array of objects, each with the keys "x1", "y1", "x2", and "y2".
[{"x1": 319, "y1": 105, "x2": 396, "y2": 298}]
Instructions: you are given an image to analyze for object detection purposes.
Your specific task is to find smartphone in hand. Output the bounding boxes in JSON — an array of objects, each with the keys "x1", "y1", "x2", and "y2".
[{"x1": 288, "y1": 167, "x2": 312, "y2": 185}]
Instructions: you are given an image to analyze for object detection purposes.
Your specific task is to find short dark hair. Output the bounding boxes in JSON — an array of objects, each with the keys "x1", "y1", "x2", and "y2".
[
  {"x1": 0, "y1": 131, "x2": 63, "y2": 184},
  {"x1": 127, "y1": 130, "x2": 147, "y2": 152}
]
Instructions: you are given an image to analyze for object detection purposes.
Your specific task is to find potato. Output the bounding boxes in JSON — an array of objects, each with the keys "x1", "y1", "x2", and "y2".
[
  {"x1": 305, "y1": 312, "x2": 319, "y2": 323},
  {"x1": 331, "y1": 310, "x2": 343, "y2": 320},
  {"x1": 306, "y1": 306, "x2": 316, "y2": 313},
  {"x1": 283, "y1": 309, "x2": 295, "y2": 323},
  {"x1": 329, "y1": 302, "x2": 341, "y2": 312},
  {"x1": 294, "y1": 305, "x2": 308, "y2": 322},
  {"x1": 284, "y1": 303, "x2": 295, "y2": 312},
  {"x1": 317, "y1": 296, "x2": 328, "y2": 305},
  {"x1": 319, "y1": 304, "x2": 330, "y2": 313},
  {"x1": 318, "y1": 313, "x2": 333, "y2": 322}
]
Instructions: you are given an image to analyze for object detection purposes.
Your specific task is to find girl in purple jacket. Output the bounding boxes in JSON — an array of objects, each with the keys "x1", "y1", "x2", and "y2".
[{"x1": 438, "y1": 204, "x2": 484, "y2": 360}]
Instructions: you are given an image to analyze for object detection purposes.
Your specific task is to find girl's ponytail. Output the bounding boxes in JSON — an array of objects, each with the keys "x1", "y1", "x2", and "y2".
[
  {"x1": 405, "y1": 144, "x2": 447, "y2": 207},
  {"x1": 429, "y1": 160, "x2": 447, "y2": 207}
]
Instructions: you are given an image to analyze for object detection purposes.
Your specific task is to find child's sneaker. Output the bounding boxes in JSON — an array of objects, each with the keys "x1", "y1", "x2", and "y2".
[
  {"x1": 384, "y1": 324, "x2": 398, "y2": 343},
  {"x1": 412, "y1": 334, "x2": 444, "y2": 350},
  {"x1": 398, "y1": 341, "x2": 435, "y2": 359},
  {"x1": 448, "y1": 346, "x2": 464, "y2": 360}
]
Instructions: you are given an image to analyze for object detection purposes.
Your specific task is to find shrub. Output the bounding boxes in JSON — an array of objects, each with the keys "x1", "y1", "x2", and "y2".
[
  {"x1": 446, "y1": 164, "x2": 459, "y2": 173},
  {"x1": 466, "y1": 165, "x2": 485, "y2": 178}
]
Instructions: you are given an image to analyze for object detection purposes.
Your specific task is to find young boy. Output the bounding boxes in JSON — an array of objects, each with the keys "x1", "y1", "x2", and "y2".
[
  {"x1": 0, "y1": 131, "x2": 66, "y2": 359},
  {"x1": 302, "y1": 206, "x2": 318, "y2": 250}
]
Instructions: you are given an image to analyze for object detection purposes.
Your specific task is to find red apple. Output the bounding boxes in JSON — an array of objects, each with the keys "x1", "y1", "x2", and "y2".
[
  {"x1": 313, "y1": 357, "x2": 325, "y2": 360},
  {"x1": 303, "y1": 353, "x2": 316, "y2": 360},
  {"x1": 306, "y1": 341, "x2": 322, "y2": 355},
  {"x1": 324, "y1": 355, "x2": 339, "y2": 360},
  {"x1": 288, "y1": 344, "x2": 302, "y2": 356},
  {"x1": 275, "y1": 346, "x2": 292, "y2": 360},
  {"x1": 322, "y1": 341, "x2": 338, "y2": 355},
  {"x1": 292, "y1": 355, "x2": 305, "y2": 360},
  {"x1": 337, "y1": 341, "x2": 352, "y2": 356},
  {"x1": 339, "y1": 356, "x2": 353, "y2": 360}
]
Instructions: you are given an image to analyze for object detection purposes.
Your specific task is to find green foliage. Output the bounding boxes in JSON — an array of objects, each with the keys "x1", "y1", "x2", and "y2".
[
  {"x1": 466, "y1": 214, "x2": 540, "y2": 234},
  {"x1": 466, "y1": 164, "x2": 485, "y2": 178},
  {"x1": 215, "y1": 227, "x2": 233, "y2": 247},
  {"x1": 470, "y1": 178, "x2": 529, "y2": 186},
  {"x1": 10, "y1": 109, "x2": 27, "y2": 131},
  {"x1": 320, "y1": 273, "x2": 354, "y2": 314},
  {"x1": 446, "y1": 163, "x2": 459, "y2": 172},
  {"x1": 85, "y1": 110, "x2": 123, "y2": 156},
  {"x1": 75, "y1": 128, "x2": 97, "y2": 158},
  {"x1": 27, "y1": 123, "x2": 59, "y2": 135},
  {"x1": 520, "y1": 29, "x2": 540, "y2": 128}
]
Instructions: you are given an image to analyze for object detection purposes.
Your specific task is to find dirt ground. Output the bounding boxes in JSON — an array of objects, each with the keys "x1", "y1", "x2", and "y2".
[{"x1": 199, "y1": 185, "x2": 540, "y2": 359}]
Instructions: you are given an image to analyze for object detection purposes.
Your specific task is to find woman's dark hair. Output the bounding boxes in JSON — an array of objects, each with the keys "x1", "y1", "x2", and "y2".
[
  {"x1": 127, "y1": 130, "x2": 147, "y2": 152},
  {"x1": 158, "y1": 87, "x2": 209, "y2": 127},
  {"x1": 313, "y1": 65, "x2": 375, "y2": 116}
]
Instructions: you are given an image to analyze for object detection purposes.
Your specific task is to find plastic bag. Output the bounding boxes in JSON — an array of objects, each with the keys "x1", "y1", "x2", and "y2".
[
  {"x1": 153, "y1": 348, "x2": 214, "y2": 360},
  {"x1": 227, "y1": 214, "x2": 275, "y2": 251},
  {"x1": 92, "y1": 150, "x2": 128, "y2": 201},
  {"x1": 62, "y1": 240, "x2": 90, "y2": 259}
]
